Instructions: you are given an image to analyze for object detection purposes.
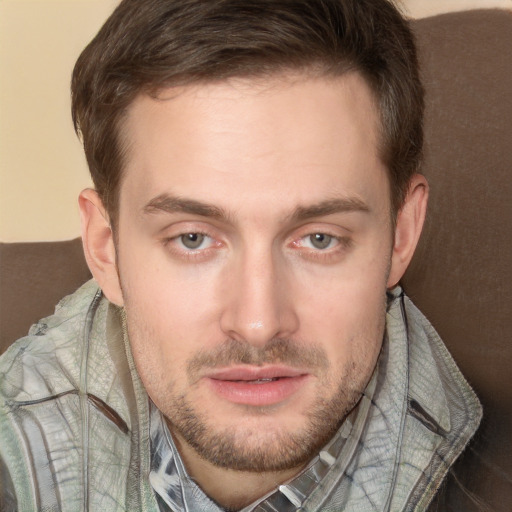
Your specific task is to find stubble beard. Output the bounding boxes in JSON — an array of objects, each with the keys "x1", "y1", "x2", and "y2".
[{"x1": 161, "y1": 338, "x2": 373, "y2": 473}]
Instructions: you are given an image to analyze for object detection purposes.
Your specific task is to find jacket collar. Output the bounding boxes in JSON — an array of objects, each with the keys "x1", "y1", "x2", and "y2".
[
  {"x1": 4, "y1": 279, "x2": 481, "y2": 511},
  {"x1": 116, "y1": 285, "x2": 481, "y2": 511}
]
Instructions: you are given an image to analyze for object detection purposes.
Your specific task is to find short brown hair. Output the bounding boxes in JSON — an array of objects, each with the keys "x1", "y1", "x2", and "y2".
[{"x1": 72, "y1": 0, "x2": 423, "y2": 226}]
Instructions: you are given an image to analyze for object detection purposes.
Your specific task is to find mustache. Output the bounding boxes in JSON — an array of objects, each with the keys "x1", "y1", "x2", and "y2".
[{"x1": 187, "y1": 337, "x2": 329, "y2": 378}]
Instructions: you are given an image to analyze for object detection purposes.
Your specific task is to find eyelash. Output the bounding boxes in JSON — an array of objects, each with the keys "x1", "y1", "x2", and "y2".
[
  {"x1": 291, "y1": 234, "x2": 353, "y2": 262},
  {"x1": 161, "y1": 230, "x2": 353, "y2": 263},
  {"x1": 162, "y1": 231, "x2": 221, "y2": 261}
]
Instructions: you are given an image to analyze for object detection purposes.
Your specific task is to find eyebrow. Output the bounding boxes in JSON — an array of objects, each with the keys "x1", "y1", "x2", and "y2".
[
  {"x1": 143, "y1": 194, "x2": 227, "y2": 219},
  {"x1": 143, "y1": 193, "x2": 370, "y2": 222},
  {"x1": 291, "y1": 197, "x2": 370, "y2": 221}
]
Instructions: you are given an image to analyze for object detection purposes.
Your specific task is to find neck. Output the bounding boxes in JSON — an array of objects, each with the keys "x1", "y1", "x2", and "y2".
[{"x1": 171, "y1": 430, "x2": 307, "y2": 510}]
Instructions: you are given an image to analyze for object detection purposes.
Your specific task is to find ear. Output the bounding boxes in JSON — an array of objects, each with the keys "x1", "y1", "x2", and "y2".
[
  {"x1": 78, "y1": 189, "x2": 124, "y2": 306},
  {"x1": 387, "y1": 174, "x2": 429, "y2": 288}
]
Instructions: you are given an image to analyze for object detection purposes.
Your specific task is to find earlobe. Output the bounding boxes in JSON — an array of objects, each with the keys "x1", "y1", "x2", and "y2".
[
  {"x1": 387, "y1": 174, "x2": 429, "y2": 288},
  {"x1": 78, "y1": 189, "x2": 124, "y2": 306}
]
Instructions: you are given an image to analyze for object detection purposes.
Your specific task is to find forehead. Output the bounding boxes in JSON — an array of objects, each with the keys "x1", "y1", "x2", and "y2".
[{"x1": 119, "y1": 73, "x2": 389, "y2": 218}]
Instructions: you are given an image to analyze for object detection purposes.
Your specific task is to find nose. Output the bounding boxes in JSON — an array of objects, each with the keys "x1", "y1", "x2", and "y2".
[{"x1": 219, "y1": 249, "x2": 299, "y2": 347}]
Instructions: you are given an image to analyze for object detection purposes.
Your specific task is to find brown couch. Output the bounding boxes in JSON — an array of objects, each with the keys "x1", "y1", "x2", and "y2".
[{"x1": 1, "y1": 9, "x2": 511, "y2": 511}]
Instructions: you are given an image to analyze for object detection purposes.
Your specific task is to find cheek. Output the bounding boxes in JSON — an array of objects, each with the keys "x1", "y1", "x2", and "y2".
[
  {"x1": 293, "y1": 247, "x2": 389, "y2": 368},
  {"x1": 118, "y1": 243, "x2": 228, "y2": 361}
]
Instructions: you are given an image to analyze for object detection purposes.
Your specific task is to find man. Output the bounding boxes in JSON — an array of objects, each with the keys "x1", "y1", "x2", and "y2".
[{"x1": 0, "y1": 0, "x2": 482, "y2": 510}]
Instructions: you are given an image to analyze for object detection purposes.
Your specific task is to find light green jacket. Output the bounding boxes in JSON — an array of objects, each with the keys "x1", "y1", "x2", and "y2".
[{"x1": 0, "y1": 280, "x2": 481, "y2": 511}]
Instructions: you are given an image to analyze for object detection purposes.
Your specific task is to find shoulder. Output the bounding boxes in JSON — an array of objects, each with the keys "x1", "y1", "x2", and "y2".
[
  {"x1": 0, "y1": 279, "x2": 102, "y2": 403},
  {"x1": 402, "y1": 292, "x2": 482, "y2": 429}
]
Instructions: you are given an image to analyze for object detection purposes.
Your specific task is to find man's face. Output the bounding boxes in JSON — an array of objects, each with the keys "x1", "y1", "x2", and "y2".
[{"x1": 116, "y1": 73, "x2": 394, "y2": 472}]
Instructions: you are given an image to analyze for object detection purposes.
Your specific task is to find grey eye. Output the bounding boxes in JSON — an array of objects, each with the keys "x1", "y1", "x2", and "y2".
[
  {"x1": 309, "y1": 233, "x2": 333, "y2": 249},
  {"x1": 180, "y1": 233, "x2": 205, "y2": 249}
]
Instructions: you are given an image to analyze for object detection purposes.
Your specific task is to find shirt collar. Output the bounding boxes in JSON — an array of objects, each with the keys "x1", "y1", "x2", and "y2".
[{"x1": 148, "y1": 373, "x2": 375, "y2": 512}]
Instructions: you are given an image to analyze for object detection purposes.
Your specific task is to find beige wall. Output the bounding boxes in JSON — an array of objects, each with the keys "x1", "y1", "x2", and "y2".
[
  {"x1": 0, "y1": 0, "x2": 118, "y2": 242},
  {"x1": 1, "y1": 0, "x2": 510, "y2": 242},
  {"x1": 402, "y1": 0, "x2": 511, "y2": 17}
]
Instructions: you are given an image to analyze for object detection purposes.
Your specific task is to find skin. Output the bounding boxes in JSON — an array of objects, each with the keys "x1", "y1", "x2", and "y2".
[{"x1": 80, "y1": 72, "x2": 428, "y2": 510}]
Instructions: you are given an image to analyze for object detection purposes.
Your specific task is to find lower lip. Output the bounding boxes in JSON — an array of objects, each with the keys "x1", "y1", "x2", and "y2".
[{"x1": 207, "y1": 375, "x2": 309, "y2": 406}]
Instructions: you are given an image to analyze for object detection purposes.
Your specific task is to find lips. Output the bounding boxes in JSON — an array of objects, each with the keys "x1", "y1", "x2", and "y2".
[{"x1": 205, "y1": 365, "x2": 309, "y2": 406}]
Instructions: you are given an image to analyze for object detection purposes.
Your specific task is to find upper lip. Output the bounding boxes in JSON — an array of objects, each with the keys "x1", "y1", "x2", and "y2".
[{"x1": 205, "y1": 365, "x2": 308, "y2": 381}]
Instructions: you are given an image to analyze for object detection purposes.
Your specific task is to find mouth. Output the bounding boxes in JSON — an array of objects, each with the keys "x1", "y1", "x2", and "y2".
[{"x1": 205, "y1": 366, "x2": 310, "y2": 406}]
